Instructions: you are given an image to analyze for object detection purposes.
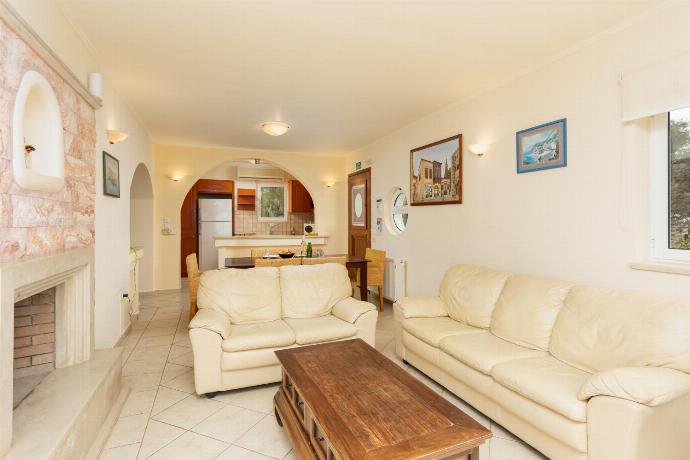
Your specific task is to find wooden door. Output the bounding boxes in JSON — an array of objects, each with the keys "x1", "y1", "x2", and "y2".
[
  {"x1": 180, "y1": 182, "x2": 198, "y2": 277},
  {"x1": 348, "y1": 169, "x2": 371, "y2": 259}
]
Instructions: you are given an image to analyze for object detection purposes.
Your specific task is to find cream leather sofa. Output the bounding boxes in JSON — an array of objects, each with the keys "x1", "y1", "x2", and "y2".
[
  {"x1": 394, "y1": 264, "x2": 690, "y2": 460},
  {"x1": 189, "y1": 263, "x2": 377, "y2": 395}
]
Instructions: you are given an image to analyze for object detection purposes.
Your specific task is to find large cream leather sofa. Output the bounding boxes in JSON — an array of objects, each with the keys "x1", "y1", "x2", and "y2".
[
  {"x1": 189, "y1": 263, "x2": 377, "y2": 395},
  {"x1": 393, "y1": 264, "x2": 690, "y2": 460}
]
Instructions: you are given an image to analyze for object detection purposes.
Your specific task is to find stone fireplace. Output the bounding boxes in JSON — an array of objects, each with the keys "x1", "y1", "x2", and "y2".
[
  {"x1": 0, "y1": 247, "x2": 95, "y2": 455},
  {"x1": 13, "y1": 287, "x2": 56, "y2": 408}
]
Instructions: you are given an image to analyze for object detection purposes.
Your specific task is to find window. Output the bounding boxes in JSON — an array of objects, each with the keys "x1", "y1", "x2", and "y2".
[
  {"x1": 389, "y1": 188, "x2": 409, "y2": 234},
  {"x1": 650, "y1": 109, "x2": 690, "y2": 262}
]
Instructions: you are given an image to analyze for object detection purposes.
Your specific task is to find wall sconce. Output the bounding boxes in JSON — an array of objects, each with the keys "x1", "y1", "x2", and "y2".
[
  {"x1": 167, "y1": 173, "x2": 185, "y2": 182},
  {"x1": 107, "y1": 130, "x2": 128, "y2": 145},
  {"x1": 468, "y1": 144, "x2": 489, "y2": 157},
  {"x1": 323, "y1": 179, "x2": 338, "y2": 188}
]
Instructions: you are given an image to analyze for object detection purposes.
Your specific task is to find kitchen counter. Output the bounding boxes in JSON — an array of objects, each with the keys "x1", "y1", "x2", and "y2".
[
  {"x1": 213, "y1": 235, "x2": 328, "y2": 268},
  {"x1": 213, "y1": 234, "x2": 325, "y2": 240}
]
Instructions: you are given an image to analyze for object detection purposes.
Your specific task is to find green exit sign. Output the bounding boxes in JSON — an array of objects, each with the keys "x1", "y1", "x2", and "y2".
[{"x1": 355, "y1": 161, "x2": 362, "y2": 170}]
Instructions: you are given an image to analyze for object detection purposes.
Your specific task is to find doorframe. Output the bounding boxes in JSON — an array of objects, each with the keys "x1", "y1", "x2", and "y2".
[{"x1": 347, "y1": 168, "x2": 372, "y2": 255}]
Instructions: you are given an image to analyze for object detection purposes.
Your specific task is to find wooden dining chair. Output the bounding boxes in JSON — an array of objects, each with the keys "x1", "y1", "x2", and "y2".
[
  {"x1": 356, "y1": 248, "x2": 386, "y2": 311},
  {"x1": 186, "y1": 253, "x2": 201, "y2": 321},
  {"x1": 254, "y1": 257, "x2": 302, "y2": 267},
  {"x1": 302, "y1": 256, "x2": 347, "y2": 266}
]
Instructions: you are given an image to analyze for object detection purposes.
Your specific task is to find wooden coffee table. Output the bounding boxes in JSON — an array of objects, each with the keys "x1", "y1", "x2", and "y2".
[{"x1": 273, "y1": 339, "x2": 491, "y2": 460}]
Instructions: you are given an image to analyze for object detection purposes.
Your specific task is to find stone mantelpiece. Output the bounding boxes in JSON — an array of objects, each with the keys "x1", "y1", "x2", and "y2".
[{"x1": 0, "y1": 247, "x2": 95, "y2": 456}]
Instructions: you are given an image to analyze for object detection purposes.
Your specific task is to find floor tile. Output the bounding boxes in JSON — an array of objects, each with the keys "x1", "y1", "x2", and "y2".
[
  {"x1": 122, "y1": 358, "x2": 167, "y2": 377},
  {"x1": 216, "y1": 445, "x2": 274, "y2": 460},
  {"x1": 147, "y1": 431, "x2": 228, "y2": 460},
  {"x1": 226, "y1": 384, "x2": 280, "y2": 414},
  {"x1": 120, "y1": 389, "x2": 157, "y2": 417},
  {"x1": 137, "y1": 420, "x2": 185, "y2": 459},
  {"x1": 160, "y1": 368, "x2": 196, "y2": 393},
  {"x1": 129, "y1": 345, "x2": 172, "y2": 362},
  {"x1": 151, "y1": 386, "x2": 189, "y2": 416},
  {"x1": 161, "y1": 362, "x2": 191, "y2": 384},
  {"x1": 489, "y1": 437, "x2": 546, "y2": 459},
  {"x1": 142, "y1": 326, "x2": 177, "y2": 338},
  {"x1": 138, "y1": 335, "x2": 174, "y2": 348},
  {"x1": 234, "y1": 415, "x2": 291, "y2": 459},
  {"x1": 106, "y1": 414, "x2": 149, "y2": 448},
  {"x1": 191, "y1": 404, "x2": 265, "y2": 443},
  {"x1": 100, "y1": 443, "x2": 140, "y2": 460},
  {"x1": 168, "y1": 349, "x2": 193, "y2": 367},
  {"x1": 151, "y1": 394, "x2": 225, "y2": 430},
  {"x1": 122, "y1": 372, "x2": 163, "y2": 392}
]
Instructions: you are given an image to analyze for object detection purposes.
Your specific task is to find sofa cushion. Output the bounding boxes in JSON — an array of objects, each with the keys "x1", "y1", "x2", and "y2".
[
  {"x1": 280, "y1": 264, "x2": 352, "y2": 318},
  {"x1": 402, "y1": 317, "x2": 482, "y2": 347},
  {"x1": 284, "y1": 316, "x2": 357, "y2": 345},
  {"x1": 221, "y1": 319, "x2": 295, "y2": 352},
  {"x1": 550, "y1": 286, "x2": 690, "y2": 374},
  {"x1": 439, "y1": 264, "x2": 511, "y2": 328},
  {"x1": 491, "y1": 356, "x2": 591, "y2": 422},
  {"x1": 440, "y1": 332, "x2": 545, "y2": 375},
  {"x1": 490, "y1": 274, "x2": 572, "y2": 351},
  {"x1": 198, "y1": 267, "x2": 281, "y2": 324}
]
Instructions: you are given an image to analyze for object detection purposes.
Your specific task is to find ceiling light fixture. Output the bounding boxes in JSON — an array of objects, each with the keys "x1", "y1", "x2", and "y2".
[{"x1": 261, "y1": 121, "x2": 290, "y2": 136}]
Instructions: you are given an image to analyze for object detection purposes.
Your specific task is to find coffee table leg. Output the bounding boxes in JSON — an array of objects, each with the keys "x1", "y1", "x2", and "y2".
[{"x1": 467, "y1": 446, "x2": 480, "y2": 460}]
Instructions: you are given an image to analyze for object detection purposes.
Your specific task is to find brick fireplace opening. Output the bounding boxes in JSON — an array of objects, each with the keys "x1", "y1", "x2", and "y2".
[{"x1": 13, "y1": 288, "x2": 56, "y2": 408}]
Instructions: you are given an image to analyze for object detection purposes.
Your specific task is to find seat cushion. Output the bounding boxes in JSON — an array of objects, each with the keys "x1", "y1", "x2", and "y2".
[
  {"x1": 439, "y1": 332, "x2": 545, "y2": 375},
  {"x1": 198, "y1": 267, "x2": 281, "y2": 324},
  {"x1": 550, "y1": 285, "x2": 690, "y2": 374},
  {"x1": 491, "y1": 356, "x2": 591, "y2": 422},
  {"x1": 280, "y1": 264, "x2": 352, "y2": 318},
  {"x1": 284, "y1": 315, "x2": 357, "y2": 345},
  {"x1": 221, "y1": 320, "x2": 295, "y2": 352},
  {"x1": 439, "y1": 264, "x2": 511, "y2": 328},
  {"x1": 490, "y1": 274, "x2": 572, "y2": 351},
  {"x1": 402, "y1": 317, "x2": 482, "y2": 347}
]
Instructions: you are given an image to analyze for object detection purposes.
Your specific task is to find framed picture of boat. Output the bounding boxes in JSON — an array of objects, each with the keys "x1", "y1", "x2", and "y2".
[{"x1": 516, "y1": 118, "x2": 567, "y2": 174}]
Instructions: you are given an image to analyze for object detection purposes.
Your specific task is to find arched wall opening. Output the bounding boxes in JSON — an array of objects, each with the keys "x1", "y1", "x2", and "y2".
[
  {"x1": 130, "y1": 163, "x2": 154, "y2": 292},
  {"x1": 179, "y1": 158, "x2": 319, "y2": 275}
]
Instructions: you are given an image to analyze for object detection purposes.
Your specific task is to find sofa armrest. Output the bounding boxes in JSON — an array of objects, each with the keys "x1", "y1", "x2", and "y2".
[
  {"x1": 189, "y1": 309, "x2": 232, "y2": 339},
  {"x1": 579, "y1": 367, "x2": 690, "y2": 407},
  {"x1": 332, "y1": 297, "x2": 376, "y2": 323},
  {"x1": 393, "y1": 296, "x2": 449, "y2": 319}
]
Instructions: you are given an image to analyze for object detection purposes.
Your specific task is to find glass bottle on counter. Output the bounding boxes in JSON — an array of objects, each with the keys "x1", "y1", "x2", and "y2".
[{"x1": 306, "y1": 242, "x2": 313, "y2": 258}]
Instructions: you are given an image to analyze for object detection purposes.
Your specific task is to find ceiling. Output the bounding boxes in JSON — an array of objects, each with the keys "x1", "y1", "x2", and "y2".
[{"x1": 57, "y1": 0, "x2": 659, "y2": 155}]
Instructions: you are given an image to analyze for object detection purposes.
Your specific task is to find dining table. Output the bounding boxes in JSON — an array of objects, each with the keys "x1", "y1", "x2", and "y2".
[{"x1": 224, "y1": 254, "x2": 371, "y2": 301}]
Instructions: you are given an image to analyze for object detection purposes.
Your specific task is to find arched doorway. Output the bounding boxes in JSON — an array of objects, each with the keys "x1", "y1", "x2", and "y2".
[
  {"x1": 179, "y1": 159, "x2": 316, "y2": 276},
  {"x1": 130, "y1": 163, "x2": 154, "y2": 292}
]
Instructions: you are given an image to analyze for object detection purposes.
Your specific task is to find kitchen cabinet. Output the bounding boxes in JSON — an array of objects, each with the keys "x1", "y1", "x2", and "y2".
[
  {"x1": 236, "y1": 188, "x2": 256, "y2": 211},
  {"x1": 288, "y1": 180, "x2": 314, "y2": 213}
]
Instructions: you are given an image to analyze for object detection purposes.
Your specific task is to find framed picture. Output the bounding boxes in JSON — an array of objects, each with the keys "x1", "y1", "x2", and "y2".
[
  {"x1": 256, "y1": 182, "x2": 287, "y2": 222},
  {"x1": 351, "y1": 184, "x2": 366, "y2": 226},
  {"x1": 410, "y1": 134, "x2": 462, "y2": 205},
  {"x1": 516, "y1": 118, "x2": 567, "y2": 173},
  {"x1": 102, "y1": 151, "x2": 120, "y2": 198}
]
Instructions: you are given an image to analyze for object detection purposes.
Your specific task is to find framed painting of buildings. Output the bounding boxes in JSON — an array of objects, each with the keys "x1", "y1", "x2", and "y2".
[
  {"x1": 516, "y1": 118, "x2": 567, "y2": 173},
  {"x1": 410, "y1": 134, "x2": 462, "y2": 205}
]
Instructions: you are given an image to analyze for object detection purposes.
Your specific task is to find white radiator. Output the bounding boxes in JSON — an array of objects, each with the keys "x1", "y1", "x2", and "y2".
[{"x1": 383, "y1": 258, "x2": 407, "y2": 302}]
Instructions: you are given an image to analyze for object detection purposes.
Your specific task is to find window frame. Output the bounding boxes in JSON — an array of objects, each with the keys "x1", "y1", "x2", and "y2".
[{"x1": 650, "y1": 113, "x2": 690, "y2": 263}]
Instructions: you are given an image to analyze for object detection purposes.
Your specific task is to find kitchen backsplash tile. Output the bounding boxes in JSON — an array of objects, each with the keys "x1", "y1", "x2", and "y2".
[{"x1": 234, "y1": 210, "x2": 314, "y2": 236}]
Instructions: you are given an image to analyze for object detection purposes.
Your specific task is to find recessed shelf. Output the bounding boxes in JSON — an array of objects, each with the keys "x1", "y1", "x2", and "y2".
[{"x1": 12, "y1": 70, "x2": 65, "y2": 192}]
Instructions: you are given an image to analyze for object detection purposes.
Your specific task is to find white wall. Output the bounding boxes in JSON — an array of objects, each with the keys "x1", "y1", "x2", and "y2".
[
  {"x1": 348, "y1": 2, "x2": 690, "y2": 299},
  {"x1": 130, "y1": 163, "x2": 154, "y2": 292},
  {"x1": 9, "y1": 0, "x2": 155, "y2": 347}
]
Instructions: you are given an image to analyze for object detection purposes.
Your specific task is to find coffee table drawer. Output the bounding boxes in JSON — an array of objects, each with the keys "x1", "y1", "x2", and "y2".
[
  {"x1": 282, "y1": 371, "x2": 307, "y2": 428},
  {"x1": 310, "y1": 418, "x2": 333, "y2": 460}
]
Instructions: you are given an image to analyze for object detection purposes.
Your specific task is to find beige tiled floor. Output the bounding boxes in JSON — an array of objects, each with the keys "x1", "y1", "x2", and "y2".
[{"x1": 100, "y1": 288, "x2": 546, "y2": 460}]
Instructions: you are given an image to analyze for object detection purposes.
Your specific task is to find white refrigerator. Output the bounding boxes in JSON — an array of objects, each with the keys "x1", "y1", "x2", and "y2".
[{"x1": 198, "y1": 197, "x2": 232, "y2": 270}]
